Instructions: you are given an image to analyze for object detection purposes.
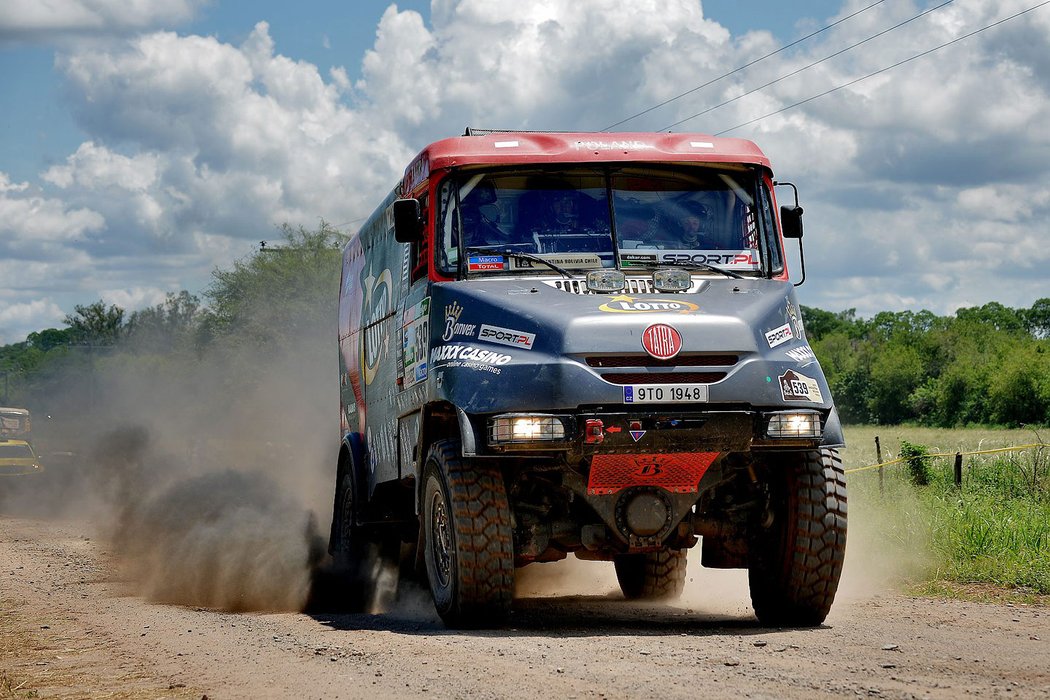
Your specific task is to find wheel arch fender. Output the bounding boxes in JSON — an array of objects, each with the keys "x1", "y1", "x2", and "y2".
[
  {"x1": 329, "y1": 431, "x2": 366, "y2": 554},
  {"x1": 413, "y1": 403, "x2": 473, "y2": 515},
  {"x1": 821, "y1": 407, "x2": 845, "y2": 448}
]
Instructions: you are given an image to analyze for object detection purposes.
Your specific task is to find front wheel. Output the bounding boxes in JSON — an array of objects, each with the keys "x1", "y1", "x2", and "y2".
[
  {"x1": 614, "y1": 549, "x2": 688, "y2": 600},
  {"x1": 423, "y1": 439, "x2": 514, "y2": 628},
  {"x1": 748, "y1": 448, "x2": 847, "y2": 627}
]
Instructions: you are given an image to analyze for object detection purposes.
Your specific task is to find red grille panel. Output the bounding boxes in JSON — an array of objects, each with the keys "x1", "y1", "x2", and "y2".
[
  {"x1": 587, "y1": 452, "x2": 720, "y2": 495},
  {"x1": 600, "y1": 372, "x2": 726, "y2": 385},
  {"x1": 586, "y1": 354, "x2": 737, "y2": 368}
]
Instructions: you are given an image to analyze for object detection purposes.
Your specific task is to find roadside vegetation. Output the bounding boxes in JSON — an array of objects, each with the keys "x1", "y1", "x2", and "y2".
[
  {"x1": 843, "y1": 426, "x2": 1049, "y2": 599},
  {"x1": 805, "y1": 301, "x2": 1050, "y2": 428}
]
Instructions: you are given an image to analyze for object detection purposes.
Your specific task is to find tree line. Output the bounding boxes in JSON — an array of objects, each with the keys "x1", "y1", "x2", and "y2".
[
  {"x1": 803, "y1": 300, "x2": 1050, "y2": 426},
  {"x1": 1, "y1": 221, "x2": 1047, "y2": 429},
  {"x1": 0, "y1": 223, "x2": 346, "y2": 447}
]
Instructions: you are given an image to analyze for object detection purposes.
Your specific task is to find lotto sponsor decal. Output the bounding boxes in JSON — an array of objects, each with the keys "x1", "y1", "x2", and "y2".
[
  {"x1": 765, "y1": 322, "x2": 794, "y2": 348},
  {"x1": 479, "y1": 324, "x2": 535, "y2": 350},
  {"x1": 598, "y1": 295, "x2": 700, "y2": 314},
  {"x1": 779, "y1": 370, "x2": 824, "y2": 403},
  {"x1": 641, "y1": 323, "x2": 682, "y2": 360}
]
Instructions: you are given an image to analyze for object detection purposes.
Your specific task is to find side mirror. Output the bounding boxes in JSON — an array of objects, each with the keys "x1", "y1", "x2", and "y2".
[
  {"x1": 393, "y1": 198, "x2": 424, "y2": 243},
  {"x1": 780, "y1": 204, "x2": 804, "y2": 239}
]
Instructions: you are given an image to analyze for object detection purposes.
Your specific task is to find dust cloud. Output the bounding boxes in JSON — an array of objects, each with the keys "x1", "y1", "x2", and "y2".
[{"x1": 6, "y1": 316, "x2": 347, "y2": 613}]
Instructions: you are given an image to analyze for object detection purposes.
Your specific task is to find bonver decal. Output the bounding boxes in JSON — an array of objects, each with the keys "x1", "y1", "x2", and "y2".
[{"x1": 598, "y1": 295, "x2": 699, "y2": 314}]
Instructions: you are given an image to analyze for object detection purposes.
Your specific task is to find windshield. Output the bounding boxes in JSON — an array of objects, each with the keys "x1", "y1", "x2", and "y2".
[
  {"x1": 0, "y1": 443, "x2": 34, "y2": 459},
  {"x1": 436, "y1": 165, "x2": 781, "y2": 278}
]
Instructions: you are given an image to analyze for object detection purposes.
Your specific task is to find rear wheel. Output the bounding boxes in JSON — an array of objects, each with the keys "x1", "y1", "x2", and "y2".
[
  {"x1": 748, "y1": 448, "x2": 847, "y2": 626},
  {"x1": 329, "y1": 460, "x2": 400, "y2": 613},
  {"x1": 423, "y1": 439, "x2": 514, "y2": 628},
  {"x1": 614, "y1": 549, "x2": 688, "y2": 600},
  {"x1": 330, "y1": 468, "x2": 375, "y2": 611}
]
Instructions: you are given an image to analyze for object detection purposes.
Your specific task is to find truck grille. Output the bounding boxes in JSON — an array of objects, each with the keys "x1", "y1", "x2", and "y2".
[
  {"x1": 544, "y1": 278, "x2": 705, "y2": 294},
  {"x1": 586, "y1": 354, "x2": 738, "y2": 368},
  {"x1": 600, "y1": 372, "x2": 727, "y2": 385}
]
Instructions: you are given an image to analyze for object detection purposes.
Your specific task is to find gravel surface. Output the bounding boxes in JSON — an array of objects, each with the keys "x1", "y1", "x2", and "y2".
[{"x1": 2, "y1": 515, "x2": 1048, "y2": 699}]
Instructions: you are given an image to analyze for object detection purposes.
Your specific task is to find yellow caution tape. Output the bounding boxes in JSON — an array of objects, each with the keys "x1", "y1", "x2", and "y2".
[{"x1": 844, "y1": 442, "x2": 1049, "y2": 474}]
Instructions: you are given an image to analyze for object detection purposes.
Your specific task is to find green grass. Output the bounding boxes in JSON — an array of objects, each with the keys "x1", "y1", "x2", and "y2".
[{"x1": 841, "y1": 425, "x2": 1050, "y2": 597}]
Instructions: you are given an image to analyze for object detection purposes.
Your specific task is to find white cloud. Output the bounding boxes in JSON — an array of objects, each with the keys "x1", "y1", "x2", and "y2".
[
  {"x1": 0, "y1": 0, "x2": 206, "y2": 42},
  {"x1": 0, "y1": 173, "x2": 105, "y2": 243},
  {"x1": 0, "y1": 299, "x2": 66, "y2": 345},
  {"x1": 2, "y1": 0, "x2": 1050, "y2": 343}
]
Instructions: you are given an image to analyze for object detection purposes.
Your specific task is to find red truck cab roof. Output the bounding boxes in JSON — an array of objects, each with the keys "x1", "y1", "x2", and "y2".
[{"x1": 401, "y1": 131, "x2": 772, "y2": 194}]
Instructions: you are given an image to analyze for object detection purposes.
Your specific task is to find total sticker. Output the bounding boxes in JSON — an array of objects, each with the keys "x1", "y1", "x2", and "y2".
[{"x1": 778, "y1": 370, "x2": 824, "y2": 403}]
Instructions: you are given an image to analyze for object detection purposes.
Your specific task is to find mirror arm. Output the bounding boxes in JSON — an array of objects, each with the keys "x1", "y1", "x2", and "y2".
[{"x1": 774, "y1": 180, "x2": 806, "y2": 287}]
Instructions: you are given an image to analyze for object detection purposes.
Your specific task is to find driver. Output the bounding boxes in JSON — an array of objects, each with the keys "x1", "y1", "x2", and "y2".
[
  {"x1": 678, "y1": 201, "x2": 713, "y2": 248},
  {"x1": 462, "y1": 202, "x2": 512, "y2": 247}
]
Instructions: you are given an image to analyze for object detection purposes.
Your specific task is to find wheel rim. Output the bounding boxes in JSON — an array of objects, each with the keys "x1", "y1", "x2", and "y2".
[
  {"x1": 339, "y1": 479, "x2": 353, "y2": 552},
  {"x1": 429, "y1": 488, "x2": 453, "y2": 588}
]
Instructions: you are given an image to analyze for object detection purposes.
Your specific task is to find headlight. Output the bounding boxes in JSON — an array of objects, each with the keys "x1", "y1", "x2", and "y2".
[
  {"x1": 586, "y1": 269, "x2": 626, "y2": 293},
  {"x1": 653, "y1": 267, "x2": 691, "y2": 292},
  {"x1": 766, "y1": 411, "x2": 822, "y2": 439},
  {"x1": 489, "y1": 414, "x2": 568, "y2": 444}
]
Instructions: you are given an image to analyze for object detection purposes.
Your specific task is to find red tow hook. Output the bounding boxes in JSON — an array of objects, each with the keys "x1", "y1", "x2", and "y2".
[{"x1": 584, "y1": 418, "x2": 604, "y2": 444}]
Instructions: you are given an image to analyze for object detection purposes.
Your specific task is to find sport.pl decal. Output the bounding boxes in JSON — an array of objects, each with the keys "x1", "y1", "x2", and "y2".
[
  {"x1": 479, "y1": 324, "x2": 536, "y2": 350},
  {"x1": 765, "y1": 322, "x2": 794, "y2": 348}
]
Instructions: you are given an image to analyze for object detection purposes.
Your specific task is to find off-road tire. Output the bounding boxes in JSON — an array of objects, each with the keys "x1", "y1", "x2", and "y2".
[
  {"x1": 614, "y1": 549, "x2": 688, "y2": 600},
  {"x1": 748, "y1": 448, "x2": 847, "y2": 627},
  {"x1": 423, "y1": 439, "x2": 514, "y2": 628},
  {"x1": 330, "y1": 469, "x2": 374, "y2": 611}
]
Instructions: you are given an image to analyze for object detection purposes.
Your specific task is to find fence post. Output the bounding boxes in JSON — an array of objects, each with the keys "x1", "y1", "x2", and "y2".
[
  {"x1": 954, "y1": 452, "x2": 963, "y2": 487},
  {"x1": 875, "y1": 435, "x2": 884, "y2": 495}
]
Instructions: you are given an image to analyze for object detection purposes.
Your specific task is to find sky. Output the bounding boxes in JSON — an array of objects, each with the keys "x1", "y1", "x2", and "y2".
[{"x1": 0, "y1": 0, "x2": 1047, "y2": 345}]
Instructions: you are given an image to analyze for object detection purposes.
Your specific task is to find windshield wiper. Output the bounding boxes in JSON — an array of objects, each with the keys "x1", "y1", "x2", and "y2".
[
  {"x1": 463, "y1": 246, "x2": 576, "y2": 280},
  {"x1": 656, "y1": 258, "x2": 745, "y2": 279}
]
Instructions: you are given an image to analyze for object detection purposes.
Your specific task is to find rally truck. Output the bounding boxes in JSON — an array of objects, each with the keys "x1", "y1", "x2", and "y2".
[{"x1": 330, "y1": 129, "x2": 846, "y2": 627}]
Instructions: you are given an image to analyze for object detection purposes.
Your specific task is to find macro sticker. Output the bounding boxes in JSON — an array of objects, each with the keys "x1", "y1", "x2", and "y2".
[{"x1": 467, "y1": 255, "x2": 505, "y2": 271}]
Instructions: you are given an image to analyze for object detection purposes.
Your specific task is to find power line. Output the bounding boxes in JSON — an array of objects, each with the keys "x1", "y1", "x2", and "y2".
[
  {"x1": 660, "y1": 0, "x2": 955, "y2": 131},
  {"x1": 711, "y1": 0, "x2": 1050, "y2": 136},
  {"x1": 601, "y1": 0, "x2": 889, "y2": 132}
]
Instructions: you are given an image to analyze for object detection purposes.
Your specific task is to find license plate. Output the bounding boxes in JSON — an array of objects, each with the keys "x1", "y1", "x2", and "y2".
[{"x1": 623, "y1": 384, "x2": 709, "y2": 404}]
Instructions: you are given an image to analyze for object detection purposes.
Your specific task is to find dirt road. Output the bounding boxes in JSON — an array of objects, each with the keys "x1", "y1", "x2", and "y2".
[{"x1": 2, "y1": 514, "x2": 1047, "y2": 700}]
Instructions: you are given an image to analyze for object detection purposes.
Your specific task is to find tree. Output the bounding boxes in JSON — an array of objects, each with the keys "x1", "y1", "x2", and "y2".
[
  {"x1": 125, "y1": 291, "x2": 202, "y2": 354},
  {"x1": 1023, "y1": 298, "x2": 1050, "y2": 339},
  {"x1": 200, "y1": 221, "x2": 346, "y2": 353},
  {"x1": 64, "y1": 301, "x2": 125, "y2": 345},
  {"x1": 800, "y1": 306, "x2": 858, "y2": 342}
]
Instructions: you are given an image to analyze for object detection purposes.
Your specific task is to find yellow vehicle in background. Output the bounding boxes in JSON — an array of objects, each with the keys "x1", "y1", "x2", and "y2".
[
  {"x1": 0, "y1": 407, "x2": 31, "y2": 439},
  {"x1": 0, "y1": 439, "x2": 43, "y2": 477}
]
